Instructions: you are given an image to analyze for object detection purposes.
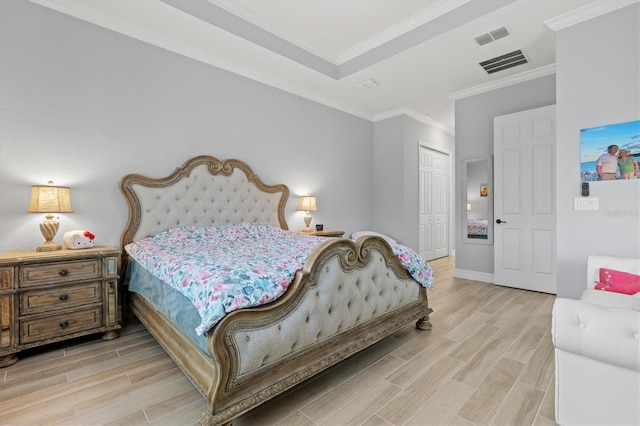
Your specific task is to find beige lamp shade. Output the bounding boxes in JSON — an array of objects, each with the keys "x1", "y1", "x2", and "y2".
[
  {"x1": 28, "y1": 182, "x2": 73, "y2": 252},
  {"x1": 298, "y1": 196, "x2": 317, "y2": 212},
  {"x1": 28, "y1": 183, "x2": 73, "y2": 214}
]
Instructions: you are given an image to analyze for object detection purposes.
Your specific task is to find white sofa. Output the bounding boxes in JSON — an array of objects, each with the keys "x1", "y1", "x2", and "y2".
[{"x1": 552, "y1": 255, "x2": 640, "y2": 426}]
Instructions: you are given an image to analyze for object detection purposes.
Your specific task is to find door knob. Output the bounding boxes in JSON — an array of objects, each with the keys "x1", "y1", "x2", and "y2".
[{"x1": 496, "y1": 219, "x2": 507, "y2": 224}]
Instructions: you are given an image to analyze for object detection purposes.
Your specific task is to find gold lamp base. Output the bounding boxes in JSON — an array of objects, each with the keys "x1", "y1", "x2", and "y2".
[
  {"x1": 302, "y1": 213, "x2": 313, "y2": 232},
  {"x1": 36, "y1": 216, "x2": 62, "y2": 252},
  {"x1": 37, "y1": 241, "x2": 62, "y2": 252}
]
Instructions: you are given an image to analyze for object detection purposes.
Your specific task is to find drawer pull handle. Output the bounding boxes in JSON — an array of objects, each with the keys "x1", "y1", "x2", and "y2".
[
  {"x1": 59, "y1": 293, "x2": 68, "y2": 301},
  {"x1": 58, "y1": 269, "x2": 68, "y2": 276},
  {"x1": 59, "y1": 320, "x2": 69, "y2": 329}
]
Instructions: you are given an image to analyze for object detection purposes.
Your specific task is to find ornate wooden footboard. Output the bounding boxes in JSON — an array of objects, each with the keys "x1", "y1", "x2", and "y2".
[{"x1": 120, "y1": 155, "x2": 432, "y2": 425}]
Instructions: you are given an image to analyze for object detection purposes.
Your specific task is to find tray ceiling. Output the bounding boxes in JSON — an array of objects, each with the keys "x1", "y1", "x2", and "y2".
[{"x1": 31, "y1": 0, "x2": 635, "y2": 134}]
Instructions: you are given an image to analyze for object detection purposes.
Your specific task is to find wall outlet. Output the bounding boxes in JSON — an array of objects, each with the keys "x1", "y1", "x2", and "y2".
[{"x1": 574, "y1": 197, "x2": 599, "y2": 210}]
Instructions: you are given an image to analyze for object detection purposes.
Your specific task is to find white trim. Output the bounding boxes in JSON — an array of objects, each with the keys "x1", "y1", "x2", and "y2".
[
  {"x1": 448, "y1": 64, "x2": 556, "y2": 101},
  {"x1": 28, "y1": 0, "x2": 453, "y2": 132},
  {"x1": 375, "y1": 108, "x2": 453, "y2": 135},
  {"x1": 544, "y1": 0, "x2": 638, "y2": 31},
  {"x1": 29, "y1": 0, "x2": 374, "y2": 122},
  {"x1": 211, "y1": 0, "x2": 339, "y2": 64},
  {"x1": 453, "y1": 268, "x2": 494, "y2": 284},
  {"x1": 337, "y1": 0, "x2": 470, "y2": 64},
  {"x1": 212, "y1": 0, "x2": 470, "y2": 65}
]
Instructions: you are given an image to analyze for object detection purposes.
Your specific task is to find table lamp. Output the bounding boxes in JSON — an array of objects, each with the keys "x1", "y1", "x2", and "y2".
[
  {"x1": 27, "y1": 181, "x2": 73, "y2": 251},
  {"x1": 298, "y1": 195, "x2": 317, "y2": 232}
]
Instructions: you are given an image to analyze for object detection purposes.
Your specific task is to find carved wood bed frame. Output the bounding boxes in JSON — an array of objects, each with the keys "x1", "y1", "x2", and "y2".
[{"x1": 120, "y1": 155, "x2": 432, "y2": 425}]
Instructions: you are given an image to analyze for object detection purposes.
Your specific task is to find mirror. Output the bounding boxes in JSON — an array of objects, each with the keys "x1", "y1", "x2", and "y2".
[{"x1": 462, "y1": 157, "x2": 493, "y2": 244}]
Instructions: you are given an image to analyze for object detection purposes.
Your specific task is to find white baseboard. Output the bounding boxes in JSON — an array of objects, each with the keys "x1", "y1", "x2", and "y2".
[{"x1": 453, "y1": 268, "x2": 494, "y2": 284}]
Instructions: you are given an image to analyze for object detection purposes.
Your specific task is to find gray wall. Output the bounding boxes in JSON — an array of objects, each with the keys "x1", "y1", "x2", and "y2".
[
  {"x1": 454, "y1": 3, "x2": 640, "y2": 296},
  {"x1": 555, "y1": 3, "x2": 640, "y2": 298},
  {"x1": 373, "y1": 115, "x2": 454, "y2": 251},
  {"x1": 454, "y1": 75, "x2": 556, "y2": 275},
  {"x1": 0, "y1": 1, "x2": 374, "y2": 253},
  {"x1": 372, "y1": 117, "x2": 405, "y2": 242}
]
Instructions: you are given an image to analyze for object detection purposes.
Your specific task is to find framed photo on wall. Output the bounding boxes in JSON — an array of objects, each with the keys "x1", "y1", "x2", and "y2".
[{"x1": 580, "y1": 119, "x2": 640, "y2": 181}]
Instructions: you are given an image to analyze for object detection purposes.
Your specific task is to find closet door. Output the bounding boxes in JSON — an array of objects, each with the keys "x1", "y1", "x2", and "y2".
[{"x1": 419, "y1": 146, "x2": 449, "y2": 260}]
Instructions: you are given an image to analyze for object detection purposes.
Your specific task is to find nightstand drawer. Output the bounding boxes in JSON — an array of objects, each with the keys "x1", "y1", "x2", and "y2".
[
  {"x1": 20, "y1": 307, "x2": 103, "y2": 344},
  {"x1": 20, "y1": 281, "x2": 102, "y2": 315},
  {"x1": 20, "y1": 259, "x2": 101, "y2": 287},
  {"x1": 1, "y1": 268, "x2": 14, "y2": 290}
]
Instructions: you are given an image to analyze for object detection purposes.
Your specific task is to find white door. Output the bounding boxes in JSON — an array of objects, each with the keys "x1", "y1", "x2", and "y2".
[
  {"x1": 419, "y1": 146, "x2": 449, "y2": 260},
  {"x1": 494, "y1": 105, "x2": 556, "y2": 294}
]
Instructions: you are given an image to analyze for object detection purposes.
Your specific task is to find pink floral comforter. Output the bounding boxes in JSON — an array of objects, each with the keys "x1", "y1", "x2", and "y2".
[{"x1": 125, "y1": 223, "x2": 433, "y2": 335}]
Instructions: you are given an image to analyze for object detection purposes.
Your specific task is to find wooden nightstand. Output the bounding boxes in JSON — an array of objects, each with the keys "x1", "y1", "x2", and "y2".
[
  {"x1": 296, "y1": 230, "x2": 345, "y2": 238},
  {"x1": 0, "y1": 246, "x2": 121, "y2": 367}
]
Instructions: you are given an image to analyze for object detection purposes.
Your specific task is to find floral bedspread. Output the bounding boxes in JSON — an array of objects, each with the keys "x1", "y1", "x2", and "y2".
[{"x1": 125, "y1": 223, "x2": 433, "y2": 335}]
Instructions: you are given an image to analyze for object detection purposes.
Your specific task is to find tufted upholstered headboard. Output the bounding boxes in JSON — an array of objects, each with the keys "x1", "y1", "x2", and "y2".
[{"x1": 120, "y1": 155, "x2": 289, "y2": 248}]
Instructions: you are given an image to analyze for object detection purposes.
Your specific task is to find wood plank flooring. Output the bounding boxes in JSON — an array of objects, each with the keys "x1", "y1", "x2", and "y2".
[{"x1": 0, "y1": 257, "x2": 558, "y2": 425}]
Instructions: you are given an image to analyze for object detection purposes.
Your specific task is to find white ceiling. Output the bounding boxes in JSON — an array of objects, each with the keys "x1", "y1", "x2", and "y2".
[{"x1": 31, "y1": 0, "x2": 635, "y2": 134}]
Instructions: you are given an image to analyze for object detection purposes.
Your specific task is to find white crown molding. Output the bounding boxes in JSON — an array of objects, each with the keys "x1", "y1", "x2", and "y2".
[
  {"x1": 212, "y1": 0, "x2": 470, "y2": 66},
  {"x1": 29, "y1": 0, "x2": 374, "y2": 122},
  {"x1": 448, "y1": 64, "x2": 556, "y2": 101},
  {"x1": 337, "y1": 0, "x2": 470, "y2": 64},
  {"x1": 30, "y1": 0, "x2": 140, "y2": 36},
  {"x1": 374, "y1": 108, "x2": 453, "y2": 135},
  {"x1": 29, "y1": 0, "x2": 454, "y2": 133},
  {"x1": 211, "y1": 0, "x2": 340, "y2": 64},
  {"x1": 544, "y1": 0, "x2": 639, "y2": 31}
]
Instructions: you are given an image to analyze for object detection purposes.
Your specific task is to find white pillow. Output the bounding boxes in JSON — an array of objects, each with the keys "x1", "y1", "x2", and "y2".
[
  {"x1": 633, "y1": 293, "x2": 640, "y2": 312},
  {"x1": 351, "y1": 230, "x2": 397, "y2": 245}
]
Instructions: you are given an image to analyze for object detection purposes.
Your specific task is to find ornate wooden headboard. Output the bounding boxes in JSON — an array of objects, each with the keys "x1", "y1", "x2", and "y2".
[{"x1": 120, "y1": 155, "x2": 289, "y2": 248}]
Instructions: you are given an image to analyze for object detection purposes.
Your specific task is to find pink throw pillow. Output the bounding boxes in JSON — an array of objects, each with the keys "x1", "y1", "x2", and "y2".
[{"x1": 594, "y1": 268, "x2": 640, "y2": 295}]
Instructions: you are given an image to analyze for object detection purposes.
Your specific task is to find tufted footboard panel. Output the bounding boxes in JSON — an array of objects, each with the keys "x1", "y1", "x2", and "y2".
[{"x1": 232, "y1": 248, "x2": 420, "y2": 374}]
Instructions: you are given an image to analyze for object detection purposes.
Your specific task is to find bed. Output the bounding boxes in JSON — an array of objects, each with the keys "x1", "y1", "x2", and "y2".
[
  {"x1": 466, "y1": 218, "x2": 489, "y2": 239},
  {"x1": 120, "y1": 155, "x2": 433, "y2": 425}
]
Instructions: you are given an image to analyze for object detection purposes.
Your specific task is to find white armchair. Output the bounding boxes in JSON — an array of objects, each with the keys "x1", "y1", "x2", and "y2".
[{"x1": 552, "y1": 255, "x2": 640, "y2": 426}]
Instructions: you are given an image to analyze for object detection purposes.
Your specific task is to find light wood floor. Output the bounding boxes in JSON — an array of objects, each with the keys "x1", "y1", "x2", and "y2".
[{"x1": 0, "y1": 257, "x2": 558, "y2": 425}]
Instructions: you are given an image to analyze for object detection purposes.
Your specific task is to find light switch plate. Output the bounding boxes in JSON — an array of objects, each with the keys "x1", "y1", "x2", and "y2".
[{"x1": 574, "y1": 197, "x2": 599, "y2": 210}]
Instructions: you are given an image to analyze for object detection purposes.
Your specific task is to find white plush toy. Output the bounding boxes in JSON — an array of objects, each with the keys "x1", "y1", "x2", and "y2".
[{"x1": 63, "y1": 230, "x2": 96, "y2": 249}]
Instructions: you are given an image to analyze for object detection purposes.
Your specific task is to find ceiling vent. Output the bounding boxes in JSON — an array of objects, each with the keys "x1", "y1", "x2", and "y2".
[
  {"x1": 474, "y1": 27, "x2": 510, "y2": 46},
  {"x1": 354, "y1": 78, "x2": 380, "y2": 89},
  {"x1": 479, "y1": 49, "x2": 528, "y2": 74}
]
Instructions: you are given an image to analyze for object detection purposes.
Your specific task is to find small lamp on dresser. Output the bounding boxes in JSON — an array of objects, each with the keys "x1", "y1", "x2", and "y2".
[
  {"x1": 298, "y1": 195, "x2": 317, "y2": 232},
  {"x1": 27, "y1": 181, "x2": 73, "y2": 251}
]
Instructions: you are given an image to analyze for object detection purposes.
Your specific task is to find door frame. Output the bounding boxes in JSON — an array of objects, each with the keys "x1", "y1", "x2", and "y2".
[{"x1": 418, "y1": 141, "x2": 454, "y2": 258}]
